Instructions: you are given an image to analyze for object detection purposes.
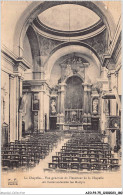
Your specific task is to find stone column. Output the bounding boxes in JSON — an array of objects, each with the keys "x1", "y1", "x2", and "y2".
[
  {"x1": 14, "y1": 74, "x2": 19, "y2": 140},
  {"x1": 38, "y1": 84, "x2": 44, "y2": 132},
  {"x1": 12, "y1": 73, "x2": 22, "y2": 141},
  {"x1": 46, "y1": 88, "x2": 50, "y2": 131},
  {"x1": 107, "y1": 72, "x2": 112, "y2": 92},
  {"x1": 9, "y1": 74, "x2": 15, "y2": 142},
  {"x1": 57, "y1": 89, "x2": 61, "y2": 125},
  {"x1": 107, "y1": 71, "x2": 112, "y2": 118},
  {"x1": 82, "y1": 83, "x2": 88, "y2": 115},
  {"x1": 87, "y1": 84, "x2": 92, "y2": 115},
  {"x1": 57, "y1": 89, "x2": 60, "y2": 114},
  {"x1": 59, "y1": 83, "x2": 66, "y2": 130},
  {"x1": 115, "y1": 71, "x2": 118, "y2": 90},
  {"x1": 82, "y1": 83, "x2": 89, "y2": 130},
  {"x1": 18, "y1": 110, "x2": 23, "y2": 140},
  {"x1": 60, "y1": 83, "x2": 66, "y2": 114},
  {"x1": 18, "y1": 75, "x2": 23, "y2": 140},
  {"x1": 98, "y1": 77, "x2": 108, "y2": 132},
  {"x1": 110, "y1": 71, "x2": 117, "y2": 116},
  {"x1": 87, "y1": 84, "x2": 92, "y2": 130},
  {"x1": 115, "y1": 71, "x2": 119, "y2": 115},
  {"x1": 109, "y1": 130, "x2": 116, "y2": 151}
]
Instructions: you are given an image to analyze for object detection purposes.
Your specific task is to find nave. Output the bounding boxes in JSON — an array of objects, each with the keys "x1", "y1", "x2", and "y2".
[
  {"x1": 1, "y1": 130, "x2": 121, "y2": 173},
  {"x1": 48, "y1": 131, "x2": 121, "y2": 172},
  {"x1": 1, "y1": 131, "x2": 63, "y2": 171},
  {"x1": 1, "y1": 1, "x2": 122, "y2": 188}
]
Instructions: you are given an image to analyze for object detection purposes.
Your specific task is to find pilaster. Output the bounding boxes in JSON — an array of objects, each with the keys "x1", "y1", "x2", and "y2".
[
  {"x1": 38, "y1": 84, "x2": 45, "y2": 132},
  {"x1": 9, "y1": 74, "x2": 15, "y2": 142},
  {"x1": 82, "y1": 83, "x2": 92, "y2": 130}
]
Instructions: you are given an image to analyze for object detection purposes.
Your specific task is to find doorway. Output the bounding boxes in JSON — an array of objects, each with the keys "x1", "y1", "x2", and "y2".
[{"x1": 50, "y1": 117, "x2": 57, "y2": 130}]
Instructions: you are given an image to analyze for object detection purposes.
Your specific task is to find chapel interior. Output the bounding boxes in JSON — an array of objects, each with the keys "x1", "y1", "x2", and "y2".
[{"x1": 1, "y1": 1, "x2": 122, "y2": 172}]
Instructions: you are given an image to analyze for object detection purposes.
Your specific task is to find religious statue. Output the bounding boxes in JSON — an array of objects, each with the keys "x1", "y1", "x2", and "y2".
[
  {"x1": 51, "y1": 99, "x2": 56, "y2": 114},
  {"x1": 65, "y1": 64, "x2": 72, "y2": 77},
  {"x1": 33, "y1": 94, "x2": 39, "y2": 111},
  {"x1": 92, "y1": 98, "x2": 98, "y2": 114}
]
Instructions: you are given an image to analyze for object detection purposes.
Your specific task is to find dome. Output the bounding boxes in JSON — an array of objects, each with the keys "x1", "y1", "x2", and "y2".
[{"x1": 38, "y1": 4, "x2": 100, "y2": 32}]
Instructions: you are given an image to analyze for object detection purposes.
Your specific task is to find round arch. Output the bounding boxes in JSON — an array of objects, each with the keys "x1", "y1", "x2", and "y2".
[
  {"x1": 14, "y1": 1, "x2": 116, "y2": 57},
  {"x1": 64, "y1": 73, "x2": 83, "y2": 84},
  {"x1": 44, "y1": 42, "x2": 101, "y2": 81},
  {"x1": 26, "y1": 26, "x2": 41, "y2": 69}
]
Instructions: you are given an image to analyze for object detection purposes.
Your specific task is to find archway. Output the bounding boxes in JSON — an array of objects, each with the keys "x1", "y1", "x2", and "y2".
[
  {"x1": 26, "y1": 26, "x2": 42, "y2": 79},
  {"x1": 45, "y1": 43, "x2": 101, "y2": 83},
  {"x1": 13, "y1": 1, "x2": 116, "y2": 57}
]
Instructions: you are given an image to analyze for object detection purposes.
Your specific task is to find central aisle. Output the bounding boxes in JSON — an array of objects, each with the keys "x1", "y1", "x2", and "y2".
[
  {"x1": 1, "y1": 132, "x2": 121, "y2": 188},
  {"x1": 29, "y1": 137, "x2": 69, "y2": 173}
]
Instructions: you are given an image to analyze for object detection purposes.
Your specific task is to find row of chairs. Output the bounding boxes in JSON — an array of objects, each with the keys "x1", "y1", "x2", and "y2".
[
  {"x1": 49, "y1": 132, "x2": 119, "y2": 171},
  {"x1": 2, "y1": 131, "x2": 62, "y2": 171},
  {"x1": 49, "y1": 162, "x2": 119, "y2": 171}
]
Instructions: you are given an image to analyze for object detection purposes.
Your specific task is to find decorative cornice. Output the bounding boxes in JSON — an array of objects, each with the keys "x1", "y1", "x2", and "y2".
[
  {"x1": 32, "y1": 22, "x2": 106, "y2": 42},
  {"x1": 101, "y1": 17, "x2": 121, "y2": 69},
  {"x1": 23, "y1": 79, "x2": 46, "y2": 86},
  {"x1": 34, "y1": 17, "x2": 104, "y2": 37},
  {"x1": 109, "y1": 16, "x2": 121, "y2": 56},
  {"x1": 1, "y1": 44, "x2": 32, "y2": 71},
  {"x1": 23, "y1": 79, "x2": 51, "y2": 90}
]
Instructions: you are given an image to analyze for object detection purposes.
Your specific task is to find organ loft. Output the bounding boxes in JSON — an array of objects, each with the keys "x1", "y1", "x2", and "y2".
[{"x1": 1, "y1": 1, "x2": 122, "y2": 177}]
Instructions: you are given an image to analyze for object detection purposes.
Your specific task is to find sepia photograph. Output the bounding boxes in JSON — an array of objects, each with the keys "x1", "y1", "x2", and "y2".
[{"x1": 1, "y1": 0, "x2": 122, "y2": 190}]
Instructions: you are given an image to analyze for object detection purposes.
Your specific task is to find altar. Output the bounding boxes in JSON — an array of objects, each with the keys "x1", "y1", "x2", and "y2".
[{"x1": 49, "y1": 55, "x2": 100, "y2": 131}]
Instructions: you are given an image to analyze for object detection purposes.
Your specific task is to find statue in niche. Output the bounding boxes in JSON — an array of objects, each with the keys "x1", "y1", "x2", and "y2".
[
  {"x1": 65, "y1": 64, "x2": 72, "y2": 77},
  {"x1": 51, "y1": 99, "x2": 56, "y2": 114},
  {"x1": 33, "y1": 94, "x2": 39, "y2": 111},
  {"x1": 92, "y1": 98, "x2": 98, "y2": 114}
]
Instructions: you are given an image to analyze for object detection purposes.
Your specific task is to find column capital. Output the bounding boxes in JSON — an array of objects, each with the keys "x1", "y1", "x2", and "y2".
[
  {"x1": 59, "y1": 82, "x2": 67, "y2": 87},
  {"x1": 82, "y1": 83, "x2": 88, "y2": 86},
  {"x1": 82, "y1": 83, "x2": 92, "y2": 86},
  {"x1": 19, "y1": 76, "x2": 24, "y2": 81},
  {"x1": 59, "y1": 82, "x2": 67, "y2": 92},
  {"x1": 107, "y1": 69, "x2": 115, "y2": 76},
  {"x1": 14, "y1": 73, "x2": 24, "y2": 80},
  {"x1": 58, "y1": 89, "x2": 61, "y2": 94},
  {"x1": 9, "y1": 74, "x2": 15, "y2": 79},
  {"x1": 82, "y1": 83, "x2": 92, "y2": 91},
  {"x1": 115, "y1": 71, "x2": 118, "y2": 77},
  {"x1": 87, "y1": 84, "x2": 92, "y2": 90},
  {"x1": 107, "y1": 72, "x2": 111, "y2": 78}
]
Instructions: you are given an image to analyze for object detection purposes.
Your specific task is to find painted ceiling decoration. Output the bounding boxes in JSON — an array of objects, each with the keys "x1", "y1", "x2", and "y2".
[
  {"x1": 38, "y1": 4, "x2": 100, "y2": 31},
  {"x1": 33, "y1": 4, "x2": 106, "y2": 39}
]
